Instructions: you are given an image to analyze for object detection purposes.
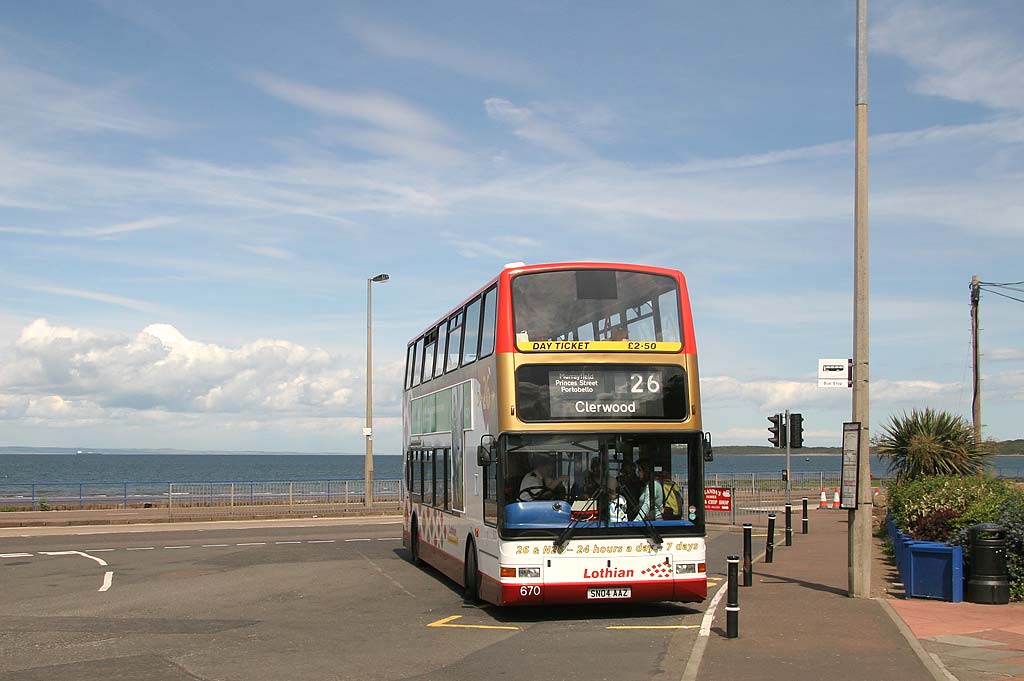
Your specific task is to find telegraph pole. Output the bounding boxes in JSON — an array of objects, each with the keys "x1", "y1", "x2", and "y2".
[
  {"x1": 850, "y1": 0, "x2": 872, "y2": 598},
  {"x1": 971, "y1": 275, "x2": 982, "y2": 445}
]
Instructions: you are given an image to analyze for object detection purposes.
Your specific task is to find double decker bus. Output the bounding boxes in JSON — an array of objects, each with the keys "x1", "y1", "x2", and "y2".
[{"x1": 402, "y1": 262, "x2": 711, "y2": 605}]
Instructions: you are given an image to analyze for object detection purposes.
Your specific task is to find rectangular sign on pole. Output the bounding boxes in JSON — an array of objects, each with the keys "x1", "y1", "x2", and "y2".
[
  {"x1": 818, "y1": 358, "x2": 852, "y2": 388},
  {"x1": 841, "y1": 422, "x2": 860, "y2": 510},
  {"x1": 704, "y1": 486, "x2": 733, "y2": 513}
]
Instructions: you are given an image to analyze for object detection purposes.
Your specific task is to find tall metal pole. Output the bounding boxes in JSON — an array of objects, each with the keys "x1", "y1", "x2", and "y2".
[
  {"x1": 365, "y1": 277, "x2": 374, "y2": 507},
  {"x1": 785, "y1": 409, "x2": 791, "y2": 509},
  {"x1": 850, "y1": 0, "x2": 872, "y2": 598},
  {"x1": 971, "y1": 275, "x2": 982, "y2": 445}
]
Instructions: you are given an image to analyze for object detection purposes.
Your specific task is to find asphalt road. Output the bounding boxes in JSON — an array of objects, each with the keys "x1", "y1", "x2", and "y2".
[{"x1": 0, "y1": 518, "x2": 740, "y2": 681}]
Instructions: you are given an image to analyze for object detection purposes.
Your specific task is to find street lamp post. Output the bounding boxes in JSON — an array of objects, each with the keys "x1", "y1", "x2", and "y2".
[{"x1": 365, "y1": 273, "x2": 390, "y2": 507}]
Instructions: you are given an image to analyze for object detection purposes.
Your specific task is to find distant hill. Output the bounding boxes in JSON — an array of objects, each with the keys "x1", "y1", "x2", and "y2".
[
  {"x1": 713, "y1": 441, "x2": 1024, "y2": 456},
  {"x1": 713, "y1": 445, "x2": 840, "y2": 456},
  {"x1": 989, "y1": 439, "x2": 1024, "y2": 456}
]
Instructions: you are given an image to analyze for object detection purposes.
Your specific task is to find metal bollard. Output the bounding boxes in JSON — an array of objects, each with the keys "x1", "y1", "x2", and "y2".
[
  {"x1": 785, "y1": 502, "x2": 793, "y2": 547},
  {"x1": 766, "y1": 513, "x2": 776, "y2": 563},
  {"x1": 726, "y1": 555, "x2": 739, "y2": 638},
  {"x1": 802, "y1": 497, "x2": 809, "y2": 534},
  {"x1": 742, "y1": 523, "x2": 753, "y2": 586}
]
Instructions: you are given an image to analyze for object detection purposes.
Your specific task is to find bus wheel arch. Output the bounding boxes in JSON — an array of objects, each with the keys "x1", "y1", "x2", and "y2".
[{"x1": 464, "y1": 536, "x2": 481, "y2": 604}]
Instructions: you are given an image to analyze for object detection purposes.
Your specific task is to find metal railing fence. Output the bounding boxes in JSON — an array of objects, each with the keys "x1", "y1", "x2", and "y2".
[
  {"x1": 678, "y1": 471, "x2": 871, "y2": 523},
  {"x1": 0, "y1": 479, "x2": 402, "y2": 516}
]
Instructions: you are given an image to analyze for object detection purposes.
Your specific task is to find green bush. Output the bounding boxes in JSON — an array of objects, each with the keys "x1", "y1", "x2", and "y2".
[
  {"x1": 888, "y1": 475, "x2": 1024, "y2": 601},
  {"x1": 887, "y1": 475, "x2": 1010, "y2": 533}
]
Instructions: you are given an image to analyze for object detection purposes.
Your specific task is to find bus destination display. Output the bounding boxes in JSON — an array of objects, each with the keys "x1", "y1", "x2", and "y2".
[{"x1": 515, "y1": 364, "x2": 687, "y2": 421}]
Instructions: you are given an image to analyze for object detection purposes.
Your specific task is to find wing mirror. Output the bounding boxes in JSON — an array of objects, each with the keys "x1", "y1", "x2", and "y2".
[
  {"x1": 477, "y1": 434, "x2": 497, "y2": 466},
  {"x1": 702, "y1": 432, "x2": 714, "y2": 462}
]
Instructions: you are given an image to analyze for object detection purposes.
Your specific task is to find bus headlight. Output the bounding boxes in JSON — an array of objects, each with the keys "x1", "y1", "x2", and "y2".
[
  {"x1": 675, "y1": 563, "x2": 697, "y2": 574},
  {"x1": 518, "y1": 567, "x2": 541, "y2": 578}
]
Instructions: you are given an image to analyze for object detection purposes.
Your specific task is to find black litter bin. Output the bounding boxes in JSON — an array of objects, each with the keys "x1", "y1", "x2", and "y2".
[{"x1": 966, "y1": 523, "x2": 1010, "y2": 605}]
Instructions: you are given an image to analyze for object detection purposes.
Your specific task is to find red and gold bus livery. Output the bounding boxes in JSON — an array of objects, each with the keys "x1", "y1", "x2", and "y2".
[{"x1": 402, "y1": 262, "x2": 710, "y2": 606}]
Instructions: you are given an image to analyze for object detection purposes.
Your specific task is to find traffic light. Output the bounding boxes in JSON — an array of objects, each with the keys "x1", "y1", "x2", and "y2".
[
  {"x1": 768, "y1": 413, "x2": 786, "y2": 448},
  {"x1": 790, "y1": 413, "x2": 804, "y2": 449}
]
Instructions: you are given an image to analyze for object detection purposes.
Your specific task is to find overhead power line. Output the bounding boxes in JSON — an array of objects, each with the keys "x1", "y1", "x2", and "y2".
[{"x1": 979, "y1": 287, "x2": 1024, "y2": 305}]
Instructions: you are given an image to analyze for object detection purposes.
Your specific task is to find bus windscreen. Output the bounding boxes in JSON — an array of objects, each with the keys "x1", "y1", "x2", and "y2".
[{"x1": 511, "y1": 269, "x2": 682, "y2": 352}]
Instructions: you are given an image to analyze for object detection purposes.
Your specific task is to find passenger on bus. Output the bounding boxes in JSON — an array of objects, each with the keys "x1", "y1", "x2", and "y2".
[
  {"x1": 608, "y1": 478, "x2": 629, "y2": 523},
  {"x1": 617, "y1": 460, "x2": 643, "y2": 519},
  {"x1": 518, "y1": 456, "x2": 567, "y2": 501},
  {"x1": 583, "y1": 457, "x2": 605, "y2": 498},
  {"x1": 635, "y1": 460, "x2": 665, "y2": 520}
]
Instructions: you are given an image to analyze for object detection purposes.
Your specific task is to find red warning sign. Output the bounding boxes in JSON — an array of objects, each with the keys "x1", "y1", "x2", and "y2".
[{"x1": 704, "y1": 486, "x2": 733, "y2": 513}]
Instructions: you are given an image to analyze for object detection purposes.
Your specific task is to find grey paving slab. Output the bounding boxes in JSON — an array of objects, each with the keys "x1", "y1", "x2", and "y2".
[
  {"x1": 926, "y1": 633, "x2": 1009, "y2": 648},
  {"x1": 923, "y1": 641, "x2": 1021, "y2": 662}
]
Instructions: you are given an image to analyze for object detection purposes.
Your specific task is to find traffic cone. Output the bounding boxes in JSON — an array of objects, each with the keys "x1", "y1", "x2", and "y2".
[
  {"x1": 832, "y1": 488, "x2": 841, "y2": 509},
  {"x1": 819, "y1": 488, "x2": 828, "y2": 509}
]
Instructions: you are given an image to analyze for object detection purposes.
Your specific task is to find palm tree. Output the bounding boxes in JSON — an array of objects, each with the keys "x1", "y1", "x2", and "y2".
[{"x1": 876, "y1": 408, "x2": 987, "y2": 482}]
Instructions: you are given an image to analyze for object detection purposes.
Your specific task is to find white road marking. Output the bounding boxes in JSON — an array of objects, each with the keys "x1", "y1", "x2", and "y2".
[
  {"x1": 345, "y1": 538, "x2": 372, "y2": 542},
  {"x1": 377, "y1": 537, "x2": 401, "y2": 541},
  {"x1": 1, "y1": 553, "x2": 33, "y2": 558},
  {"x1": 39, "y1": 550, "x2": 114, "y2": 593},
  {"x1": 306, "y1": 540, "x2": 335, "y2": 544},
  {"x1": 236, "y1": 542, "x2": 266, "y2": 546},
  {"x1": 126, "y1": 547, "x2": 155, "y2": 551},
  {"x1": 274, "y1": 541, "x2": 302, "y2": 545},
  {"x1": 88, "y1": 549, "x2": 115, "y2": 552},
  {"x1": 679, "y1": 581, "x2": 729, "y2": 681},
  {"x1": 40, "y1": 550, "x2": 108, "y2": 567},
  {"x1": 201, "y1": 544, "x2": 229, "y2": 548},
  {"x1": 164, "y1": 546, "x2": 191, "y2": 549}
]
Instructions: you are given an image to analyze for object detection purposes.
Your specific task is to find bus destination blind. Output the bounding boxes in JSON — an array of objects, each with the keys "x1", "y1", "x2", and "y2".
[{"x1": 515, "y1": 364, "x2": 687, "y2": 421}]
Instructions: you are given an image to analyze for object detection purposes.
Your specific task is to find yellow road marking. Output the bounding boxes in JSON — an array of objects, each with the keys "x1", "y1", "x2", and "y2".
[
  {"x1": 427, "y1": 615, "x2": 520, "y2": 631},
  {"x1": 607, "y1": 625, "x2": 699, "y2": 630}
]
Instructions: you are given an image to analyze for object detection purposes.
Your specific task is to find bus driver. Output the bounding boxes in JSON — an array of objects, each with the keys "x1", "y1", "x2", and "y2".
[{"x1": 519, "y1": 456, "x2": 567, "y2": 501}]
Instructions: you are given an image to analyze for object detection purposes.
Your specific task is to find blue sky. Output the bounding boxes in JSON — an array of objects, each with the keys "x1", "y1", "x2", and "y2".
[{"x1": 1, "y1": 1, "x2": 1021, "y2": 454}]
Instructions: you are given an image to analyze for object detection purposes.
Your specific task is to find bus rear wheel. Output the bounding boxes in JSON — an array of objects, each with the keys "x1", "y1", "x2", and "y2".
[
  {"x1": 464, "y1": 541, "x2": 480, "y2": 604},
  {"x1": 410, "y1": 517, "x2": 422, "y2": 566}
]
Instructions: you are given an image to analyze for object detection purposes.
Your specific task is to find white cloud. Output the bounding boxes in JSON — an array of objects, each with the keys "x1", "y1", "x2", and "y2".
[
  {"x1": 345, "y1": 18, "x2": 543, "y2": 84},
  {"x1": 0, "y1": 319, "x2": 396, "y2": 421},
  {"x1": 701, "y1": 375, "x2": 961, "y2": 410},
  {"x1": 240, "y1": 244, "x2": 295, "y2": 260},
  {"x1": 875, "y1": 1, "x2": 1024, "y2": 112},
  {"x1": 248, "y1": 73, "x2": 452, "y2": 140},
  {"x1": 0, "y1": 46, "x2": 168, "y2": 137},
  {"x1": 485, "y1": 97, "x2": 591, "y2": 158},
  {"x1": 441, "y1": 232, "x2": 541, "y2": 259},
  {"x1": 990, "y1": 347, "x2": 1024, "y2": 362},
  {"x1": 67, "y1": 216, "x2": 179, "y2": 238},
  {"x1": 20, "y1": 285, "x2": 160, "y2": 314}
]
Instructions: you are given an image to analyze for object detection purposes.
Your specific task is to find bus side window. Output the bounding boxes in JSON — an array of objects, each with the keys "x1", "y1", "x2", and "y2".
[
  {"x1": 462, "y1": 297, "x2": 482, "y2": 365},
  {"x1": 479, "y1": 286, "x2": 497, "y2": 358},
  {"x1": 411, "y1": 338, "x2": 424, "y2": 387},
  {"x1": 433, "y1": 323, "x2": 446, "y2": 380}
]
